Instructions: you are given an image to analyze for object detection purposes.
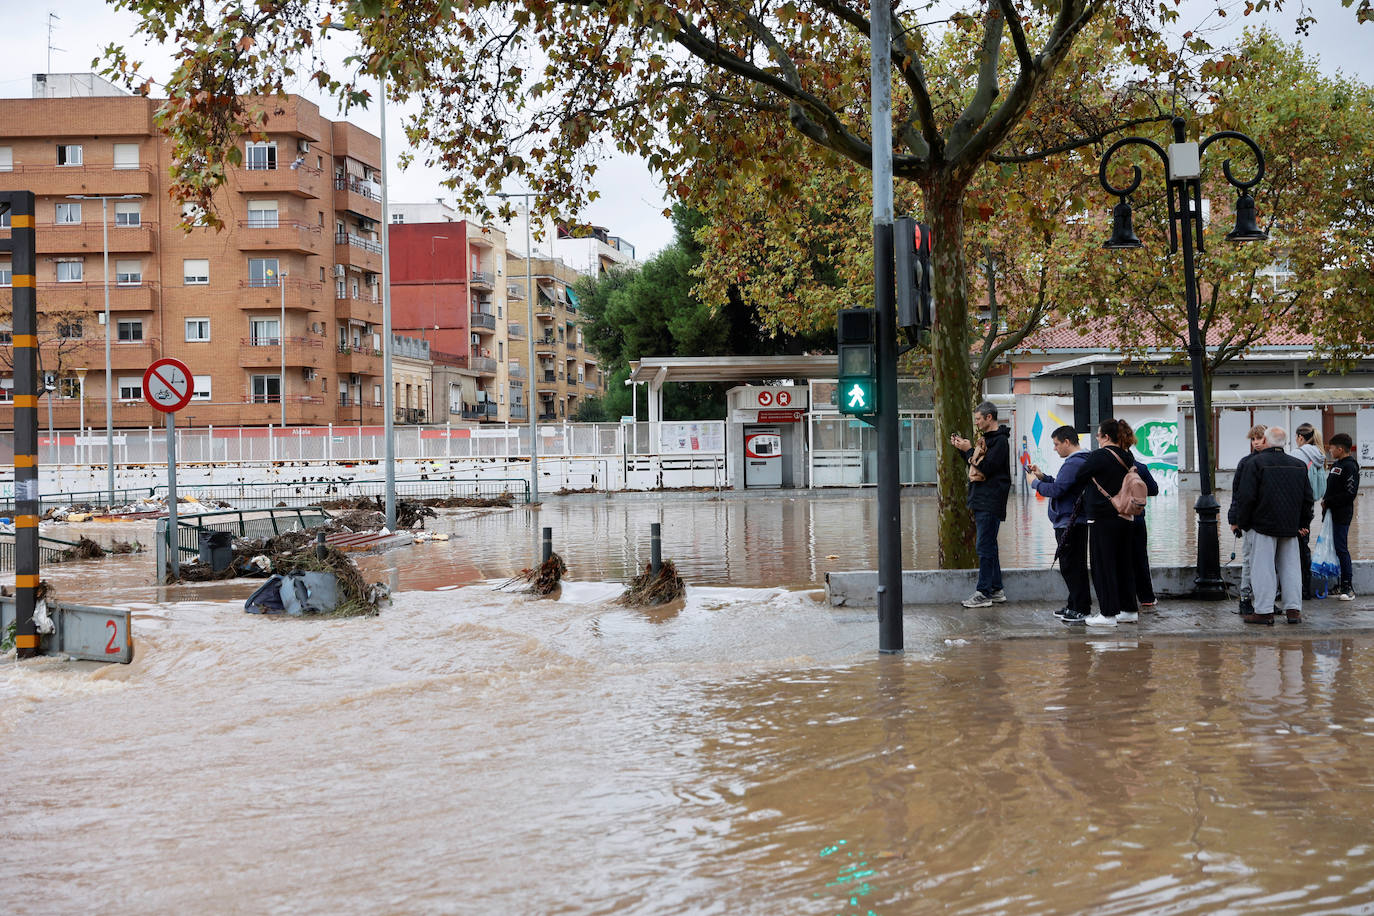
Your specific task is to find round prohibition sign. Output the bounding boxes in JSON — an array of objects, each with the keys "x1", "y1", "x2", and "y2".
[{"x1": 143, "y1": 357, "x2": 194, "y2": 413}]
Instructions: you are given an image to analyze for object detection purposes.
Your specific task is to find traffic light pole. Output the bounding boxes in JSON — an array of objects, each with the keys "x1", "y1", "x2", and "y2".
[{"x1": 870, "y1": 0, "x2": 902, "y2": 653}]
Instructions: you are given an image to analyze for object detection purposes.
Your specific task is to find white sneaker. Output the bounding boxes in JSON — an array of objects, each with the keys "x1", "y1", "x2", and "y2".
[
  {"x1": 1084, "y1": 613, "x2": 1117, "y2": 627},
  {"x1": 1117, "y1": 611, "x2": 1139, "y2": 623},
  {"x1": 961, "y1": 591, "x2": 993, "y2": 609},
  {"x1": 1339, "y1": 588, "x2": 1357, "y2": 601}
]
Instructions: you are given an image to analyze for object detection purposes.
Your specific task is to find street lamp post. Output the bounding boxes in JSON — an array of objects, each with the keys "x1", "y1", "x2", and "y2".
[
  {"x1": 66, "y1": 193, "x2": 141, "y2": 505},
  {"x1": 1099, "y1": 115, "x2": 1267, "y2": 599},
  {"x1": 494, "y1": 192, "x2": 540, "y2": 504},
  {"x1": 279, "y1": 268, "x2": 287, "y2": 427},
  {"x1": 75, "y1": 367, "x2": 87, "y2": 465}
]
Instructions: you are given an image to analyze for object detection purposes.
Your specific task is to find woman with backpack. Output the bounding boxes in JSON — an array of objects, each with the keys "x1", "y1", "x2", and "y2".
[
  {"x1": 1294, "y1": 423, "x2": 1326, "y2": 600},
  {"x1": 1118, "y1": 422, "x2": 1161, "y2": 608},
  {"x1": 1074, "y1": 418, "x2": 1143, "y2": 627}
]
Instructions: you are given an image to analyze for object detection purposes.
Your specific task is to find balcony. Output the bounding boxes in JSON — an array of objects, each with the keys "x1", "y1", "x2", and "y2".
[
  {"x1": 508, "y1": 404, "x2": 528, "y2": 420},
  {"x1": 507, "y1": 365, "x2": 527, "y2": 380},
  {"x1": 237, "y1": 163, "x2": 325, "y2": 199},
  {"x1": 37, "y1": 281, "x2": 157, "y2": 312},
  {"x1": 395, "y1": 408, "x2": 428, "y2": 425},
  {"x1": 1, "y1": 164, "x2": 155, "y2": 197},
  {"x1": 335, "y1": 399, "x2": 384, "y2": 425},
  {"x1": 470, "y1": 270, "x2": 494, "y2": 290},
  {"x1": 535, "y1": 335, "x2": 557, "y2": 355},
  {"x1": 238, "y1": 277, "x2": 326, "y2": 313},
  {"x1": 237, "y1": 336, "x2": 327, "y2": 369},
  {"x1": 333, "y1": 176, "x2": 383, "y2": 221},
  {"x1": 334, "y1": 231, "x2": 383, "y2": 273},
  {"x1": 506, "y1": 284, "x2": 525, "y2": 300},
  {"x1": 460, "y1": 402, "x2": 498, "y2": 420},
  {"x1": 470, "y1": 311, "x2": 496, "y2": 334},
  {"x1": 36, "y1": 223, "x2": 156, "y2": 255},
  {"x1": 507, "y1": 323, "x2": 525, "y2": 340},
  {"x1": 236, "y1": 220, "x2": 325, "y2": 255},
  {"x1": 336, "y1": 344, "x2": 382, "y2": 377},
  {"x1": 468, "y1": 348, "x2": 498, "y2": 375},
  {"x1": 334, "y1": 293, "x2": 380, "y2": 325},
  {"x1": 69, "y1": 337, "x2": 161, "y2": 369}
]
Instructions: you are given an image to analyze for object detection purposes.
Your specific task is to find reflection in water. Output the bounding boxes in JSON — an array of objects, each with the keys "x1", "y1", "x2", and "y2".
[{"x1": 3, "y1": 569, "x2": 1373, "y2": 913}]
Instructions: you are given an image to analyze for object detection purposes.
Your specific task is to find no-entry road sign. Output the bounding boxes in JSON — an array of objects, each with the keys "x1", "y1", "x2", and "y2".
[{"x1": 143, "y1": 357, "x2": 194, "y2": 413}]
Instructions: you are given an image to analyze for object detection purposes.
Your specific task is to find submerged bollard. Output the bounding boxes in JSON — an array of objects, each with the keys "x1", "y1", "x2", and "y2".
[
  {"x1": 650, "y1": 522, "x2": 662, "y2": 576},
  {"x1": 316, "y1": 530, "x2": 328, "y2": 560},
  {"x1": 542, "y1": 527, "x2": 553, "y2": 564}
]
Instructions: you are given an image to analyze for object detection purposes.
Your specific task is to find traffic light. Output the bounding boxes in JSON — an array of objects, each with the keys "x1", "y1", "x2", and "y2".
[
  {"x1": 837, "y1": 307, "x2": 876, "y2": 416},
  {"x1": 895, "y1": 217, "x2": 933, "y2": 330}
]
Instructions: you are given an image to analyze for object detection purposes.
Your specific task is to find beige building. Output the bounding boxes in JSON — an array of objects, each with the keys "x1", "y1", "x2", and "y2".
[
  {"x1": 0, "y1": 73, "x2": 418, "y2": 429},
  {"x1": 507, "y1": 254, "x2": 606, "y2": 420}
]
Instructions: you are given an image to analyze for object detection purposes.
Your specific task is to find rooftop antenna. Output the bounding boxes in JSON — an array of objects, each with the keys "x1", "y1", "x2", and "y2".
[{"x1": 47, "y1": 12, "x2": 63, "y2": 75}]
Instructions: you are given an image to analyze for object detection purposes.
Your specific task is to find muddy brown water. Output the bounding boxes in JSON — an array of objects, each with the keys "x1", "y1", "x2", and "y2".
[{"x1": 5, "y1": 493, "x2": 1374, "y2": 913}]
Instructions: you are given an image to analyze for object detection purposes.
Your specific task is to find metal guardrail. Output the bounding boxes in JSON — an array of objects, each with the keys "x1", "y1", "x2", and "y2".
[
  {"x1": 0, "y1": 531, "x2": 95, "y2": 571},
  {"x1": 158, "y1": 507, "x2": 333, "y2": 560},
  {"x1": 150, "y1": 476, "x2": 531, "y2": 510},
  {"x1": 0, "y1": 487, "x2": 158, "y2": 516}
]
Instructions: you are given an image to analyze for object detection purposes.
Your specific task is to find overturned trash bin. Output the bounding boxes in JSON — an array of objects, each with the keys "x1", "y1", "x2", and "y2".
[{"x1": 198, "y1": 530, "x2": 235, "y2": 572}]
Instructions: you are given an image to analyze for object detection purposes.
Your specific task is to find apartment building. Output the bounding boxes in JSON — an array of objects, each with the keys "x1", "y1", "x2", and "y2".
[
  {"x1": 0, "y1": 73, "x2": 417, "y2": 429},
  {"x1": 510, "y1": 254, "x2": 605, "y2": 421},
  {"x1": 497, "y1": 200, "x2": 638, "y2": 276},
  {"x1": 387, "y1": 218, "x2": 515, "y2": 423}
]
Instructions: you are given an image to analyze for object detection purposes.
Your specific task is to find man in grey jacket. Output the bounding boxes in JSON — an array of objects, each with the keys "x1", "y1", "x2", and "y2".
[{"x1": 1231, "y1": 426, "x2": 1314, "y2": 625}]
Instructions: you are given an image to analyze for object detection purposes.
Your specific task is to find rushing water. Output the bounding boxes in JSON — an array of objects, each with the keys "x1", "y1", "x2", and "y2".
[{"x1": 6, "y1": 493, "x2": 1374, "y2": 913}]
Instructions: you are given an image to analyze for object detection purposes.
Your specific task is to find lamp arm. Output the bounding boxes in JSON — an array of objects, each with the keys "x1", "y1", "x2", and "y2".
[
  {"x1": 1198, "y1": 130, "x2": 1265, "y2": 191},
  {"x1": 1098, "y1": 136, "x2": 1168, "y2": 197}
]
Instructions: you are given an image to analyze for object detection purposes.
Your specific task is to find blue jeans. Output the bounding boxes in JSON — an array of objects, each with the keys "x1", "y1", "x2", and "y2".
[
  {"x1": 1335, "y1": 523, "x2": 1352, "y2": 587},
  {"x1": 974, "y1": 510, "x2": 1003, "y2": 594}
]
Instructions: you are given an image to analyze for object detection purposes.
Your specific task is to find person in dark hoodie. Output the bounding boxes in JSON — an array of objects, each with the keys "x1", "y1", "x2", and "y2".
[
  {"x1": 1027, "y1": 426, "x2": 1091, "y2": 622},
  {"x1": 1323, "y1": 432, "x2": 1360, "y2": 601},
  {"x1": 1231, "y1": 426, "x2": 1313, "y2": 625},
  {"x1": 950, "y1": 401, "x2": 1011, "y2": 608},
  {"x1": 1118, "y1": 422, "x2": 1161, "y2": 608},
  {"x1": 1077, "y1": 418, "x2": 1140, "y2": 627}
]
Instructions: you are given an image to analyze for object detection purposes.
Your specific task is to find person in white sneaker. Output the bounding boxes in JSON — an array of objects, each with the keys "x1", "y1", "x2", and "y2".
[
  {"x1": 952, "y1": 401, "x2": 1012, "y2": 609},
  {"x1": 1323, "y1": 433, "x2": 1360, "y2": 601},
  {"x1": 1079, "y1": 419, "x2": 1141, "y2": 626},
  {"x1": 1231, "y1": 426, "x2": 1313, "y2": 625}
]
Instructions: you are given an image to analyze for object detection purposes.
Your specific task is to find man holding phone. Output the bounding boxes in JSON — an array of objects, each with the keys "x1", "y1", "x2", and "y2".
[{"x1": 950, "y1": 401, "x2": 1012, "y2": 608}]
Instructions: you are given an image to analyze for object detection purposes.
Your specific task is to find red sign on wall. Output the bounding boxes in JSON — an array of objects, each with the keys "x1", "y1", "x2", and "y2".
[{"x1": 757, "y1": 409, "x2": 804, "y2": 423}]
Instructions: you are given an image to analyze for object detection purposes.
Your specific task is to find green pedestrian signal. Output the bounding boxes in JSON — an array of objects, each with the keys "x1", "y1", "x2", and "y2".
[{"x1": 836, "y1": 307, "x2": 877, "y2": 417}]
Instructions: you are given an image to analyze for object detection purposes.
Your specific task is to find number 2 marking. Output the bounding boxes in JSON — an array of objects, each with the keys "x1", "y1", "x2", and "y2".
[{"x1": 105, "y1": 619, "x2": 120, "y2": 654}]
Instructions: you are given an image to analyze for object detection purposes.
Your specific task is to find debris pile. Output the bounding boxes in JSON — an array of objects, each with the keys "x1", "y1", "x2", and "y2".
[
  {"x1": 317, "y1": 496, "x2": 437, "y2": 529},
  {"x1": 271, "y1": 545, "x2": 388, "y2": 616},
  {"x1": 44, "y1": 496, "x2": 232, "y2": 522},
  {"x1": 499, "y1": 552, "x2": 567, "y2": 597},
  {"x1": 619, "y1": 560, "x2": 686, "y2": 607},
  {"x1": 60, "y1": 537, "x2": 108, "y2": 561}
]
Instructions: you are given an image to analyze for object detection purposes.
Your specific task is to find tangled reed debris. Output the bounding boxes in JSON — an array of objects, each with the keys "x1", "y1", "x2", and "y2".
[
  {"x1": 497, "y1": 551, "x2": 567, "y2": 596},
  {"x1": 619, "y1": 560, "x2": 686, "y2": 607},
  {"x1": 62, "y1": 537, "x2": 107, "y2": 560}
]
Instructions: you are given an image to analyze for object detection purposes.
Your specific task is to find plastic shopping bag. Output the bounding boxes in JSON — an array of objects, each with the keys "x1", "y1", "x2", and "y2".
[{"x1": 1311, "y1": 512, "x2": 1340, "y2": 597}]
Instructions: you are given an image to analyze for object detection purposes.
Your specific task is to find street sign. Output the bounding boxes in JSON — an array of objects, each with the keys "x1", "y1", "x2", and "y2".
[{"x1": 143, "y1": 357, "x2": 193, "y2": 413}]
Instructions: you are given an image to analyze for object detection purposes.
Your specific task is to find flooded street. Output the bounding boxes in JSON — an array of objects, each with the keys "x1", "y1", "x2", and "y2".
[{"x1": 5, "y1": 492, "x2": 1374, "y2": 913}]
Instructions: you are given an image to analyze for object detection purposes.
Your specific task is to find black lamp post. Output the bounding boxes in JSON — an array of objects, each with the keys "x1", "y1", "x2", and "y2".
[{"x1": 1099, "y1": 116, "x2": 1267, "y2": 599}]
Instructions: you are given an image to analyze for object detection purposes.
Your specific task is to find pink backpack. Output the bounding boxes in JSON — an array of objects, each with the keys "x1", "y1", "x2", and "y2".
[{"x1": 1093, "y1": 448, "x2": 1148, "y2": 519}]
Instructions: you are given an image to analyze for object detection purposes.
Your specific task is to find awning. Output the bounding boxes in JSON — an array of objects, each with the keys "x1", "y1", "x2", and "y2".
[{"x1": 566, "y1": 286, "x2": 580, "y2": 308}]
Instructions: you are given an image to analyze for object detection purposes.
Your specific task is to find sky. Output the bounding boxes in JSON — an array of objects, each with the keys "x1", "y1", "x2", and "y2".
[{"x1": 3, "y1": 1, "x2": 1370, "y2": 261}]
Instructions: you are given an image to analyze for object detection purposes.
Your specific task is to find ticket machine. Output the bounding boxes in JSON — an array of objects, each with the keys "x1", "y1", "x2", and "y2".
[{"x1": 743, "y1": 426, "x2": 783, "y2": 488}]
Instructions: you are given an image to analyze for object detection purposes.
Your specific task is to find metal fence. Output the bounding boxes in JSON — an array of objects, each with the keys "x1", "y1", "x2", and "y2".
[
  {"x1": 0, "y1": 487, "x2": 159, "y2": 516},
  {"x1": 0, "y1": 531, "x2": 93, "y2": 571},
  {"x1": 157, "y1": 507, "x2": 333, "y2": 561},
  {"x1": 150, "y1": 476, "x2": 531, "y2": 508}
]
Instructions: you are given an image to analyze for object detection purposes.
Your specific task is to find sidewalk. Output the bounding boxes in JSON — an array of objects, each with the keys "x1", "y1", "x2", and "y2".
[{"x1": 865, "y1": 595, "x2": 1374, "y2": 643}]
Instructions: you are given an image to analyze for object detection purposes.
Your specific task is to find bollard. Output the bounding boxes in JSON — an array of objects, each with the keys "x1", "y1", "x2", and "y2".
[
  {"x1": 316, "y1": 530, "x2": 328, "y2": 560},
  {"x1": 542, "y1": 527, "x2": 553, "y2": 564},
  {"x1": 650, "y1": 522, "x2": 662, "y2": 576}
]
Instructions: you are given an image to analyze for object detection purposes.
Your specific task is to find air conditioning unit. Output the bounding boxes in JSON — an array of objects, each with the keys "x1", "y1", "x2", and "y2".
[
  {"x1": 297, "y1": 139, "x2": 311, "y2": 153},
  {"x1": 303, "y1": 368, "x2": 317, "y2": 381},
  {"x1": 334, "y1": 264, "x2": 345, "y2": 278}
]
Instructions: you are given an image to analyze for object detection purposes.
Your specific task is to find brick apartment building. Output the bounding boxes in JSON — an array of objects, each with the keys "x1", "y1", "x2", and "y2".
[
  {"x1": 517, "y1": 255, "x2": 605, "y2": 421},
  {"x1": 0, "y1": 73, "x2": 397, "y2": 429}
]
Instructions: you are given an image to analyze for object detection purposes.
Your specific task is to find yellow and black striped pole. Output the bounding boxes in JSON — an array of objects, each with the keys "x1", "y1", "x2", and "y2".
[{"x1": 2, "y1": 191, "x2": 40, "y2": 658}]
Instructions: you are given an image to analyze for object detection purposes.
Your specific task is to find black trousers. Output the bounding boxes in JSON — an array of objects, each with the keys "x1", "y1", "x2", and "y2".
[
  {"x1": 1089, "y1": 515, "x2": 1137, "y2": 617},
  {"x1": 1056, "y1": 525, "x2": 1092, "y2": 613},
  {"x1": 1298, "y1": 529, "x2": 1312, "y2": 599},
  {"x1": 1132, "y1": 518, "x2": 1155, "y2": 603}
]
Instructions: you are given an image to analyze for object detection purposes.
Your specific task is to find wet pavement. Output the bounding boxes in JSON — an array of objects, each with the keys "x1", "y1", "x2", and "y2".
[{"x1": 5, "y1": 492, "x2": 1374, "y2": 913}]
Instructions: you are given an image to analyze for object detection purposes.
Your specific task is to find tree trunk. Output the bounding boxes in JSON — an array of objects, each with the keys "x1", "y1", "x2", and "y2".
[{"x1": 923, "y1": 179, "x2": 977, "y2": 568}]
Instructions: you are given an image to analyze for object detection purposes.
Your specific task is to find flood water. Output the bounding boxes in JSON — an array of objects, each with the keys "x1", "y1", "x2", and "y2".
[{"x1": 6, "y1": 492, "x2": 1374, "y2": 913}]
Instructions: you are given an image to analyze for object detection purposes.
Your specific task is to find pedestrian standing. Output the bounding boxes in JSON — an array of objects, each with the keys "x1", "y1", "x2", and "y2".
[
  {"x1": 1227, "y1": 424, "x2": 1269, "y2": 614},
  {"x1": 1026, "y1": 426, "x2": 1091, "y2": 623},
  {"x1": 1232, "y1": 426, "x2": 1313, "y2": 625},
  {"x1": 1294, "y1": 423, "x2": 1326, "y2": 600},
  {"x1": 1118, "y1": 421, "x2": 1161, "y2": 609},
  {"x1": 1078, "y1": 418, "x2": 1140, "y2": 627},
  {"x1": 1323, "y1": 432, "x2": 1360, "y2": 601},
  {"x1": 950, "y1": 401, "x2": 1011, "y2": 608}
]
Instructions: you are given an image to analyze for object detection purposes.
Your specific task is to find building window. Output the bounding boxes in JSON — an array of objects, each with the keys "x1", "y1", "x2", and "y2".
[
  {"x1": 115, "y1": 260, "x2": 142, "y2": 285},
  {"x1": 245, "y1": 141, "x2": 277, "y2": 171},
  {"x1": 498, "y1": 341, "x2": 504, "y2": 361},
  {"x1": 0, "y1": 210, "x2": 8, "y2": 228},
  {"x1": 248, "y1": 258, "x2": 280, "y2": 287},
  {"x1": 185, "y1": 318, "x2": 210, "y2": 342},
  {"x1": 57, "y1": 318, "x2": 83, "y2": 339},
  {"x1": 114, "y1": 201, "x2": 141, "y2": 226},
  {"x1": 0, "y1": 260, "x2": 10, "y2": 286},
  {"x1": 391, "y1": 212, "x2": 404, "y2": 224},
  {"x1": 59, "y1": 377, "x2": 81, "y2": 399},
  {"x1": 55, "y1": 202, "x2": 81, "y2": 224},
  {"x1": 192, "y1": 375, "x2": 212, "y2": 401},
  {"x1": 117, "y1": 319, "x2": 143, "y2": 342},
  {"x1": 112, "y1": 143, "x2": 139, "y2": 169},
  {"x1": 251, "y1": 374, "x2": 281, "y2": 403},
  {"x1": 183, "y1": 259, "x2": 209, "y2": 285},
  {"x1": 56, "y1": 261, "x2": 83, "y2": 283},
  {"x1": 117, "y1": 376, "x2": 142, "y2": 401},
  {"x1": 250, "y1": 318, "x2": 280, "y2": 345},
  {"x1": 56, "y1": 144, "x2": 83, "y2": 166},
  {"x1": 246, "y1": 199, "x2": 279, "y2": 228},
  {"x1": 0, "y1": 146, "x2": 12, "y2": 171}
]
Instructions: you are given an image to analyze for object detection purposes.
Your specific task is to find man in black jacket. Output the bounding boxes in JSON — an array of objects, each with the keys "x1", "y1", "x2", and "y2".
[
  {"x1": 1323, "y1": 432, "x2": 1361, "y2": 600},
  {"x1": 950, "y1": 401, "x2": 1011, "y2": 608},
  {"x1": 1231, "y1": 426, "x2": 1313, "y2": 625}
]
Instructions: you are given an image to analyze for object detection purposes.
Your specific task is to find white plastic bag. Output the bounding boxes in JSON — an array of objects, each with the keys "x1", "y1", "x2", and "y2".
[{"x1": 1311, "y1": 512, "x2": 1340, "y2": 596}]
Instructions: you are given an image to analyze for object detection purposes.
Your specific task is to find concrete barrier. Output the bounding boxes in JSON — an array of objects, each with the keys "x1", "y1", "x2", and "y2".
[{"x1": 825, "y1": 561, "x2": 1374, "y2": 607}]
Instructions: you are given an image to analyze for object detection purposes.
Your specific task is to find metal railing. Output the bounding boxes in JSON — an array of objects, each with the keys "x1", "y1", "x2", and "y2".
[
  {"x1": 158, "y1": 506, "x2": 333, "y2": 559},
  {"x1": 470, "y1": 311, "x2": 497, "y2": 330},
  {"x1": 0, "y1": 487, "x2": 157, "y2": 515},
  {"x1": 153, "y1": 476, "x2": 530, "y2": 511},
  {"x1": 0, "y1": 531, "x2": 103, "y2": 571}
]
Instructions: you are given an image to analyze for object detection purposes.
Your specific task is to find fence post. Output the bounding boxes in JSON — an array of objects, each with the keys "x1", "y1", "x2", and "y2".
[
  {"x1": 446, "y1": 421, "x2": 452, "y2": 460},
  {"x1": 327, "y1": 423, "x2": 333, "y2": 464}
]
